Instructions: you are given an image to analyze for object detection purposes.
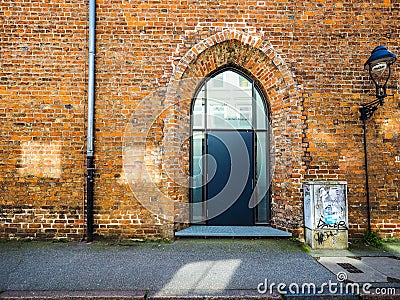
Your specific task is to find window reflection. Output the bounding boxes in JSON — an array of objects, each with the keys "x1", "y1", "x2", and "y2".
[
  {"x1": 191, "y1": 132, "x2": 205, "y2": 224},
  {"x1": 206, "y1": 71, "x2": 253, "y2": 130}
]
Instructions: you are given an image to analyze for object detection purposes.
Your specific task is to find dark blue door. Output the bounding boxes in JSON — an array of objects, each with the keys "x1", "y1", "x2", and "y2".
[{"x1": 206, "y1": 131, "x2": 254, "y2": 225}]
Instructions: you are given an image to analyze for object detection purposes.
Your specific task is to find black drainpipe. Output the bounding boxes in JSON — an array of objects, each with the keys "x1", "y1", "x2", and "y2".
[
  {"x1": 362, "y1": 117, "x2": 371, "y2": 232},
  {"x1": 86, "y1": 0, "x2": 96, "y2": 242}
]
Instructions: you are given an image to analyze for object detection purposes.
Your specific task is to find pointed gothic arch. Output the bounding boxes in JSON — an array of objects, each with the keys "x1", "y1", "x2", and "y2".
[{"x1": 165, "y1": 30, "x2": 304, "y2": 233}]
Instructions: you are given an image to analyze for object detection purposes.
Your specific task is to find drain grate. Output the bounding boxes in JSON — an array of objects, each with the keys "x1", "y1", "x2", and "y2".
[{"x1": 337, "y1": 263, "x2": 364, "y2": 273}]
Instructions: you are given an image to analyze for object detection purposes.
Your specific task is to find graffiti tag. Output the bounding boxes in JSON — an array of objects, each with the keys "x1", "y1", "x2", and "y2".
[
  {"x1": 317, "y1": 217, "x2": 347, "y2": 230},
  {"x1": 316, "y1": 231, "x2": 339, "y2": 245}
]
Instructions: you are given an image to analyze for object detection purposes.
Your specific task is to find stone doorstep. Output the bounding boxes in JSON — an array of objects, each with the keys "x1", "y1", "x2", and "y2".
[{"x1": 174, "y1": 226, "x2": 292, "y2": 238}]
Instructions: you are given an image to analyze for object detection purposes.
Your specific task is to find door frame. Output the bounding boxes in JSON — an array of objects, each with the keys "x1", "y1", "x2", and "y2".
[{"x1": 189, "y1": 66, "x2": 271, "y2": 225}]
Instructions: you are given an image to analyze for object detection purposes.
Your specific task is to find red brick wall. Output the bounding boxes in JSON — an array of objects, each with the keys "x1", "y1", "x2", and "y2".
[
  {"x1": 0, "y1": 0, "x2": 87, "y2": 239},
  {"x1": 1, "y1": 0, "x2": 399, "y2": 240}
]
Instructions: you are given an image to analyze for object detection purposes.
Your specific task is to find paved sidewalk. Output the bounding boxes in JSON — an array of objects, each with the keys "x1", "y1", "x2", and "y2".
[
  {"x1": 310, "y1": 241, "x2": 400, "y2": 285},
  {"x1": 0, "y1": 239, "x2": 399, "y2": 299}
]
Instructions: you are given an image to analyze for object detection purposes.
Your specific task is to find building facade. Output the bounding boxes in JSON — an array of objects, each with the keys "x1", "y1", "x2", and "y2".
[{"x1": 1, "y1": 0, "x2": 399, "y2": 241}]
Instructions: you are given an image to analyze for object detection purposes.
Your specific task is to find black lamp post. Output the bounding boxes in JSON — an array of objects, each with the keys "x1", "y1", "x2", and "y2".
[{"x1": 360, "y1": 46, "x2": 396, "y2": 232}]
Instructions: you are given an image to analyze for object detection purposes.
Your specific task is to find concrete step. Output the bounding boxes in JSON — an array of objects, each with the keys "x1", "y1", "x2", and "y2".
[{"x1": 175, "y1": 226, "x2": 292, "y2": 238}]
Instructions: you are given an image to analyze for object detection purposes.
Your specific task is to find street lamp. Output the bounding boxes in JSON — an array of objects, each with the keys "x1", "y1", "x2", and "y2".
[{"x1": 360, "y1": 46, "x2": 396, "y2": 232}]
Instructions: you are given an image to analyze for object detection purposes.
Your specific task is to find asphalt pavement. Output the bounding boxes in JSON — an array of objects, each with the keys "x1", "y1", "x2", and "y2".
[{"x1": 0, "y1": 238, "x2": 399, "y2": 299}]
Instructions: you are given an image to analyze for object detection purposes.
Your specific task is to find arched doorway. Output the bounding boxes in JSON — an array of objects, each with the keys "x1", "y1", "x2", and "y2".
[{"x1": 190, "y1": 67, "x2": 270, "y2": 226}]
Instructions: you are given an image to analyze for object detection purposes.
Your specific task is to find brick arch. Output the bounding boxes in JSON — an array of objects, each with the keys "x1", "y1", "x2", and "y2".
[
  {"x1": 165, "y1": 30, "x2": 304, "y2": 235},
  {"x1": 173, "y1": 30, "x2": 272, "y2": 76}
]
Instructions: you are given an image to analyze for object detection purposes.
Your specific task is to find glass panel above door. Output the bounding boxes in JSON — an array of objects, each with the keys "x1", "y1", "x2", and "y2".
[{"x1": 206, "y1": 71, "x2": 253, "y2": 130}]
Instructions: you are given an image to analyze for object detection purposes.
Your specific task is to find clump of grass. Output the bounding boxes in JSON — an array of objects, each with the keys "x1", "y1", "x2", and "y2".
[
  {"x1": 363, "y1": 229, "x2": 383, "y2": 248},
  {"x1": 382, "y1": 237, "x2": 400, "y2": 243}
]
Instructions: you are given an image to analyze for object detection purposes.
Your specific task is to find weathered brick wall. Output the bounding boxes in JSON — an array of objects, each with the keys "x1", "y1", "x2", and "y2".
[
  {"x1": 295, "y1": 2, "x2": 400, "y2": 238},
  {"x1": 0, "y1": 0, "x2": 87, "y2": 239},
  {"x1": 1, "y1": 0, "x2": 399, "y2": 240}
]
